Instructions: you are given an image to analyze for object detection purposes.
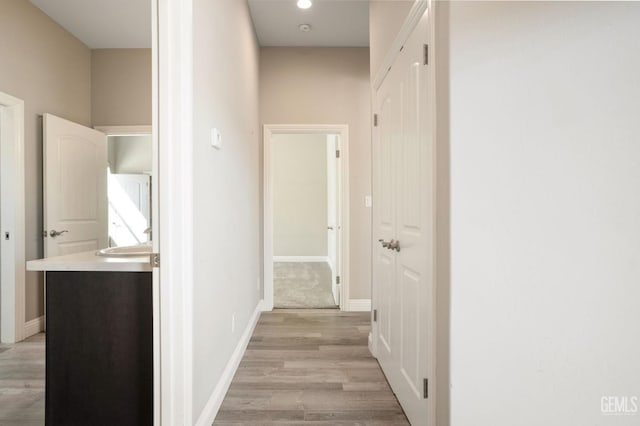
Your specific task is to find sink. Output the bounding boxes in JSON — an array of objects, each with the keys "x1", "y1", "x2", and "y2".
[{"x1": 96, "y1": 244, "x2": 152, "y2": 258}]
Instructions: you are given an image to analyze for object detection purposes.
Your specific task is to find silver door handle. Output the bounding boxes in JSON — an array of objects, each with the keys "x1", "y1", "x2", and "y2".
[
  {"x1": 327, "y1": 226, "x2": 334, "y2": 230},
  {"x1": 378, "y1": 238, "x2": 401, "y2": 252},
  {"x1": 49, "y1": 229, "x2": 69, "y2": 238}
]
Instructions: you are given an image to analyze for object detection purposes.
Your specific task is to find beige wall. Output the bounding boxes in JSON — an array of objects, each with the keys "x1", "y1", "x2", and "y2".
[
  {"x1": 369, "y1": 0, "x2": 414, "y2": 78},
  {"x1": 191, "y1": 0, "x2": 261, "y2": 420},
  {"x1": 273, "y1": 134, "x2": 328, "y2": 257},
  {"x1": 92, "y1": 49, "x2": 152, "y2": 126},
  {"x1": 0, "y1": 0, "x2": 92, "y2": 321},
  {"x1": 260, "y1": 47, "x2": 372, "y2": 300}
]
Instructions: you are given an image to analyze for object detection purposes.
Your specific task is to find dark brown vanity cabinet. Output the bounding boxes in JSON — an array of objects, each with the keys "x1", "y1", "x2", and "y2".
[{"x1": 45, "y1": 271, "x2": 153, "y2": 426}]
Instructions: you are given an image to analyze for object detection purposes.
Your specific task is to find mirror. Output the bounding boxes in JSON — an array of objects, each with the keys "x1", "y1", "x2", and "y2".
[{"x1": 97, "y1": 128, "x2": 153, "y2": 247}]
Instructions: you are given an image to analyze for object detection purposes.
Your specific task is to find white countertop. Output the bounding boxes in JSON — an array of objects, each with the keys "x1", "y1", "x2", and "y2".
[{"x1": 26, "y1": 250, "x2": 153, "y2": 272}]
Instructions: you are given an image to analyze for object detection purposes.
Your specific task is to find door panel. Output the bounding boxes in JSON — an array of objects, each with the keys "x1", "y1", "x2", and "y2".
[
  {"x1": 400, "y1": 266, "x2": 421, "y2": 397},
  {"x1": 60, "y1": 139, "x2": 99, "y2": 220},
  {"x1": 377, "y1": 250, "x2": 394, "y2": 354},
  {"x1": 374, "y1": 80, "x2": 398, "y2": 371},
  {"x1": 372, "y1": 8, "x2": 432, "y2": 426},
  {"x1": 44, "y1": 114, "x2": 108, "y2": 257}
]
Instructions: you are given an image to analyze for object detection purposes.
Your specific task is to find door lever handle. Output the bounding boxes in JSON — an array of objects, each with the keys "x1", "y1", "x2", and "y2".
[
  {"x1": 49, "y1": 229, "x2": 69, "y2": 238},
  {"x1": 379, "y1": 238, "x2": 400, "y2": 252}
]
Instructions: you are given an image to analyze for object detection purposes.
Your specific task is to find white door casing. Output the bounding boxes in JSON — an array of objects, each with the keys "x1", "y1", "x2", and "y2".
[
  {"x1": 263, "y1": 124, "x2": 349, "y2": 311},
  {"x1": 326, "y1": 134, "x2": 340, "y2": 305},
  {"x1": 372, "y1": 7, "x2": 434, "y2": 426},
  {"x1": 0, "y1": 91, "x2": 26, "y2": 344},
  {"x1": 43, "y1": 114, "x2": 108, "y2": 257}
]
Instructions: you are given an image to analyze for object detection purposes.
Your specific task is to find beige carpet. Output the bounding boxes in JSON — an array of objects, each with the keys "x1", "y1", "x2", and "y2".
[{"x1": 274, "y1": 262, "x2": 338, "y2": 308}]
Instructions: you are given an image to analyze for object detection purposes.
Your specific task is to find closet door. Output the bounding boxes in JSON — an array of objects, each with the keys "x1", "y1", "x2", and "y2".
[
  {"x1": 373, "y1": 65, "x2": 399, "y2": 381},
  {"x1": 372, "y1": 8, "x2": 433, "y2": 426}
]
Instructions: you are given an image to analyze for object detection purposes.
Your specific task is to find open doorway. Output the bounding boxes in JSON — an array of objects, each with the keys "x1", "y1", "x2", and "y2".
[{"x1": 264, "y1": 125, "x2": 349, "y2": 310}]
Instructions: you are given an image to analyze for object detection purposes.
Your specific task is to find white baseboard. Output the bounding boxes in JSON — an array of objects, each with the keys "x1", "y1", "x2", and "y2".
[
  {"x1": 347, "y1": 299, "x2": 371, "y2": 312},
  {"x1": 273, "y1": 256, "x2": 328, "y2": 263},
  {"x1": 23, "y1": 316, "x2": 44, "y2": 339},
  {"x1": 195, "y1": 299, "x2": 264, "y2": 426}
]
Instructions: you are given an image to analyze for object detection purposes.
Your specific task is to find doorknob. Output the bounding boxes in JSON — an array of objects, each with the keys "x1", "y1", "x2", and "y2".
[
  {"x1": 378, "y1": 238, "x2": 391, "y2": 249},
  {"x1": 49, "y1": 229, "x2": 69, "y2": 238},
  {"x1": 378, "y1": 238, "x2": 400, "y2": 252},
  {"x1": 327, "y1": 226, "x2": 334, "y2": 230}
]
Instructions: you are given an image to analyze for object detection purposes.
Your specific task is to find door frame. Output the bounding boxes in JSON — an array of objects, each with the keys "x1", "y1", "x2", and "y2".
[
  {"x1": 0, "y1": 91, "x2": 26, "y2": 344},
  {"x1": 263, "y1": 124, "x2": 350, "y2": 311},
  {"x1": 95, "y1": 125, "x2": 153, "y2": 136},
  {"x1": 156, "y1": 0, "x2": 194, "y2": 423}
]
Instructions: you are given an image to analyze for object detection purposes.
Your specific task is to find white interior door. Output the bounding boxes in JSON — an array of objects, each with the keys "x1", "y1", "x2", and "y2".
[
  {"x1": 44, "y1": 114, "x2": 108, "y2": 257},
  {"x1": 372, "y1": 9, "x2": 432, "y2": 426},
  {"x1": 326, "y1": 134, "x2": 339, "y2": 304}
]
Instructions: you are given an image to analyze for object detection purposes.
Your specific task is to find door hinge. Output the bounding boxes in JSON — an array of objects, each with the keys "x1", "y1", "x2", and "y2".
[
  {"x1": 336, "y1": 275, "x2": 341, "y2": 284},
  {"x1": 424, "y1": 44, "x2": 429, "y2": 66},
  {"x1": 150, "y1": 253, "x2": 160, "y2": 268},
  {"x1": 423, "y1": 378, "x2": 428, "y2": 399},
  {"x1": 373, "y1": 113, "x2": 378, "y2": 127},
  {"x1": 336, "y1": 149, "x2": 340, "y2": 158},
  {"x1": 373, "y1": 309, "x2": 377, "y2": 322}
]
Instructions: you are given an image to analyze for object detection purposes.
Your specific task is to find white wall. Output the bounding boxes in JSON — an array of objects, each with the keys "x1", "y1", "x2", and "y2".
[
  {"x1": 260, "y1": 47, "x2": 371, "y2": 299},
  {"x1": 0, "y1": 0, "x2": 92, "y2": 322},
  {"x1": 272, "y1": 134, "x2": 328, "y2": 257},
  {"x1": 190, "y1": 0, "x2": 261, "y2": 420},
  {"x1": 439, "y1": 2, "x2": 640, "y2": 424}
]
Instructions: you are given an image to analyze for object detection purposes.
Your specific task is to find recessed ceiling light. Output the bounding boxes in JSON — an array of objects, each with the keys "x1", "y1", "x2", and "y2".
[
  {"x1": 297, "y1": 0, "x2": 312, "y2": 10},
  {"x1": 298, "y1": 24, "x2": 312, "y2": 32}
]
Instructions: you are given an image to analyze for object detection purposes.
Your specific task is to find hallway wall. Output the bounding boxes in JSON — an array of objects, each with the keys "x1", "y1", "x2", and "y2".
[
  {"x1": 260, "y1": 47, "x2": 372, "y2": 301},
  {"x1": 439, "y1": 2, "x2": 640, "y2": 425},
  {"x1": 272, "y1": 133, "x2": 328, "y2": 257},
  {"x1": 191, "y1": 0, "x2": 261, "y2": 421},
  {"x1": 91, "y1": 48, "x2": 152, "y2": 126},
  {"x1": 369, "y1": 0, "x2": 414, "y2": 78}
]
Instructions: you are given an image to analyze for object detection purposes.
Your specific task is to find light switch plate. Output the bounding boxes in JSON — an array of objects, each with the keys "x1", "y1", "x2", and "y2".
[
  {"x1": 211, "y1": 128, "x2": 222, "y2": 149},
  {"x1": 365, "y1": 195, "x2": 372, "y2": 208}
]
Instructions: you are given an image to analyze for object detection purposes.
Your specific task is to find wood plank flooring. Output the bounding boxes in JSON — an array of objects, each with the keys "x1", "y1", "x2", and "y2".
[
  {"x1": 213, "y1": 309, "x2": 409, "y2": 425},
  {"x1": 0, "y1": 333, "x2": 45, "y2": 425}
]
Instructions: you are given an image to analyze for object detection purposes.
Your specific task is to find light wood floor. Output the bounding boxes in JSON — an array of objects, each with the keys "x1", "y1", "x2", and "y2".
[
  {"x1": 213, "y1": 309, "x2": 409, "y2": 425},
  {"x1": 0, "y1": 332, "x2": 45, "y2": 426},
  {"x1": 0, "y1": 313, "x2": 407, "y2": 426}
]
